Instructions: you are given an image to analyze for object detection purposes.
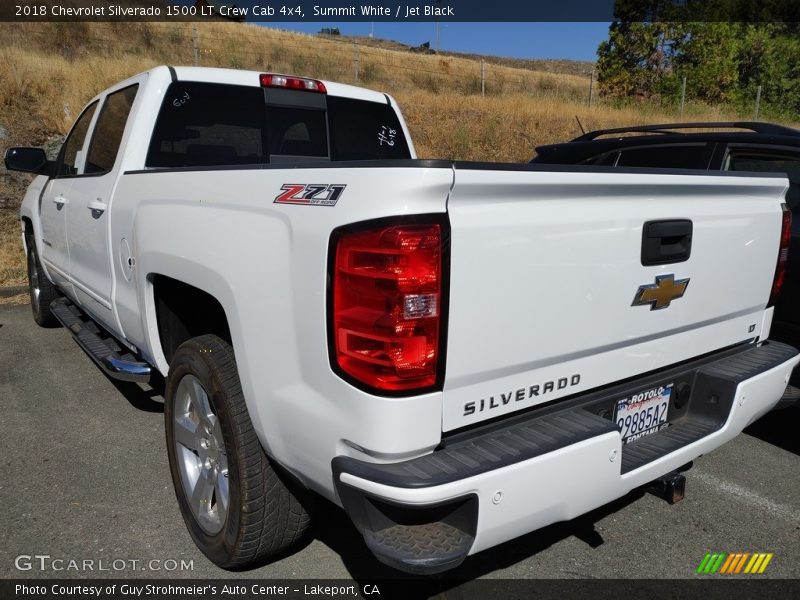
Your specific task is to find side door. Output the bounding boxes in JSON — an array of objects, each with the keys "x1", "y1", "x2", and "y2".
[
  {"x1": 65, "y1": 84, "x2": 139, "y2": 330},
  {"x1": 723, "y1": 148, "x2": 800, "y2": 352},
  {"x1": 39, "y1": 100, "x2": 99, "y2": 292}
]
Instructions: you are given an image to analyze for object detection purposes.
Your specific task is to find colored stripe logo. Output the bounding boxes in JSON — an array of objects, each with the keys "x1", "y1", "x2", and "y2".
[{"x1": 696, "y1": 552, "x2": 774, "y2": 574}]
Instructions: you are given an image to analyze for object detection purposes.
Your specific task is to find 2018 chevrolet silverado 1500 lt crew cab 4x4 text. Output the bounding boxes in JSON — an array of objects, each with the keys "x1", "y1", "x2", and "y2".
[{"x1": 6, "y1": 67, "x2": 798, "y2": 574}]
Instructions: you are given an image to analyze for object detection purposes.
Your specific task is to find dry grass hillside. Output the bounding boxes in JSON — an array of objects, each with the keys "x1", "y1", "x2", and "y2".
[{"x1": 0, "y1": 21, "x2": 746, "y2": 287}]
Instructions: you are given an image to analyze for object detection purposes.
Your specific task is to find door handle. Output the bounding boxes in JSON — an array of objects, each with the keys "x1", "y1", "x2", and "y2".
[
  {"x1": 52, "y1": 195, "x2": 68, "y2": 206},
  {"x1": 87, "y1": 199, "x2": 107, "y2": 213},
  {"x1": 641, "y1": 219, "x2": 693, "y2": 266}
]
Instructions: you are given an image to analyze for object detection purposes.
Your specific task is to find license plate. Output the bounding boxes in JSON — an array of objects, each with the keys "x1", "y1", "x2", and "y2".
[{"x1": 614, "y1": 383, "x2": 672, "y2": 444}]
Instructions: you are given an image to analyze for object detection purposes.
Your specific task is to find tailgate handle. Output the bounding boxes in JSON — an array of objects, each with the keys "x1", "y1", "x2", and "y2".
[{"x1": 642, "y1": 219, "x2": 692, "y2": 265}]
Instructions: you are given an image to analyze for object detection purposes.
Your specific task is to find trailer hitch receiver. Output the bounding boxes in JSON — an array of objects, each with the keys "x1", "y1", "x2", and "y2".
[{"x1": 645, "y1": 470, "x2": 687, "y2": 504}]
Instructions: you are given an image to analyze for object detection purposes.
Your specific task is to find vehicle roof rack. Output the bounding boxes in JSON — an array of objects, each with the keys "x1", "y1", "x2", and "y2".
[{"x1": 572, "y1": 122, "x2": 800, "y2": 141}]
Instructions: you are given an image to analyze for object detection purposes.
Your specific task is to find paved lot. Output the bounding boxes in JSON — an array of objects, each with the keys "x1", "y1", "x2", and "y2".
[{"x1": 1, "y1": 302, "x2": 799, "y2": 588}]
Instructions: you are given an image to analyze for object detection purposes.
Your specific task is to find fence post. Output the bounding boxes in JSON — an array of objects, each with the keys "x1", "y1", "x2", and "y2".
[
  {"x1": 353, "y1": 43, "x2": 360, "y2": 83},
  {"x1": 192, "y1": 24, "x2": 199, "y2": 66},
  {"x1": 754, "y1": 85, "x2": 762, "y2": 119},
  {"x1": 679, "y1": 76, "x2": 687, "y2": 117},
  {"x1": 480, "y1": 59, "x2": 485, "y2": 96},
  {"x1": 588, "y1": 69, "x2": 594, "y2": 108}
]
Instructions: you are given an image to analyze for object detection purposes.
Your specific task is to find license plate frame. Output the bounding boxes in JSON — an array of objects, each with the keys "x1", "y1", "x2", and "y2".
[{"x1": 613, "y1": 383, "x2": 672, "y2": 444}]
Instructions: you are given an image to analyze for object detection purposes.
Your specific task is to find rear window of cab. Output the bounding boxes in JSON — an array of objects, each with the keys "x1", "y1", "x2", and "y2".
[{"x1": 146, "y1": 82, "x2": 411, "y2": 168}]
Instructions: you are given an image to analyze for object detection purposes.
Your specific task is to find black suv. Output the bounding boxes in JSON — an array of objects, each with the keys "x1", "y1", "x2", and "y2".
[{"x1": 532, "y1": 122, "x2": 800, "y2": 400}]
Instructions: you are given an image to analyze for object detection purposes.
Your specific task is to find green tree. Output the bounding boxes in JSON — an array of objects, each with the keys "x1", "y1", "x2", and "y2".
[
  {"x1": 735, "y1": 24, "x2": 800, "y2": 116},
  {"x1": 596, "y1": 1, "x2": 689, "y2": 100},
  {"x1": 597, "y1": 11, "x2": 800, "y2": 118},
  {"x1": 597, "y1": 22, "x2": 670, "y2": 98},
  {"x1": 669, "y1": 23, "x2": 739, "y2": 104}
]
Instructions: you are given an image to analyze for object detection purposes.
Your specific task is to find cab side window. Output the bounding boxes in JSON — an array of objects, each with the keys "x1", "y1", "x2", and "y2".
[
  {"x1": 726, "y1": 153, "x2": 800, "y2": 233},
  {"x1": 85, "y1": 85, "x2": 139, "y2": 175},
  {"x1": 58, "y1": 100, "x2": 99, "y2": 177}
]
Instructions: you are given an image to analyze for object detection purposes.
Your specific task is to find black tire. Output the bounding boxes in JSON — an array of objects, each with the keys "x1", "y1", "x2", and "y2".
[
  {"x1": 26, "y1": 240, "x2": 60, "y2": 327},
  {"x1": 164, "y1": 334, "x2": 311, "y2": 569}
]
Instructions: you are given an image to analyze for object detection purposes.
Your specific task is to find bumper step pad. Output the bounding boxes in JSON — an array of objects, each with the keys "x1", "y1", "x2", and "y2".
[
  {"x1": 50, "y1": 297, "x2": 152, "y2": 383},
  {"x1": 336, "y1": 408, "x2": 615, "y2": 489},
  {"x1": 364, "y1": 521, "x2": 473, "y2": 574}
]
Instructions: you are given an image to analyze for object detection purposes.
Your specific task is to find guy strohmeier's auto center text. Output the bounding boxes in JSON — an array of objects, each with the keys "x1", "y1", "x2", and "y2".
[{"x1": 16, "y1": 3, "x2": 455, "y2": 19}]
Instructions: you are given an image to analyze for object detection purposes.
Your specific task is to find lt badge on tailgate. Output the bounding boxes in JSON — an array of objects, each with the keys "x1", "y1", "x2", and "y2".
[{"x1": 632, "y1": 274, "x2": 690, "y2": 310}]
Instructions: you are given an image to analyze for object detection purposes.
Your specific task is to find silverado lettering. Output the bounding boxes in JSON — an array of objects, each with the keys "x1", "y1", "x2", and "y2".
[{"x1": 463, "y1": 374, "x2": 581, "y2": 416}]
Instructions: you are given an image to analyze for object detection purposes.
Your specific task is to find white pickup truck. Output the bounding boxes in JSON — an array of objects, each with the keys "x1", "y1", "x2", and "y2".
[{"x1": 6, "y1": 66, "x2": 798, "y2": 574}]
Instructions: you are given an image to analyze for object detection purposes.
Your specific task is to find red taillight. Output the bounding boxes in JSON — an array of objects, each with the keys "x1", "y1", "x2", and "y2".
[
  {"x1": 331, "y1": 222, "x2": 444, "y2": 392},
  {"x1": 769, "y1": 204, "x2": 792, "y2": 307},
  {"x1": 259, "y1": 73, "x2": 327, "y2": 93}
]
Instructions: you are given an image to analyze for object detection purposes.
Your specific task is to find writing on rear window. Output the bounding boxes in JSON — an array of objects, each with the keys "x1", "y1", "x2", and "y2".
[
  {"x1": 172, "y1": 92, "x2": 190, "y2": 108},
  {"x1": 378, "y1": 126, "x2": 397, "y2": 147}
]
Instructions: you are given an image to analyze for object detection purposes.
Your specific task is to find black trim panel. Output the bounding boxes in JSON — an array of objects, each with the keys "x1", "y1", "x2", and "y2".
[{"x1": 265, "y1": 87, "x2": 327, "y2": 109}]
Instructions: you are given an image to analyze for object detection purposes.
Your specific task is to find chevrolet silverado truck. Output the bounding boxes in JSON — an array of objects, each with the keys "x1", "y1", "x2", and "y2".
[{"x1": 5, "y1": 67, "x2": 799, "y2": 574}]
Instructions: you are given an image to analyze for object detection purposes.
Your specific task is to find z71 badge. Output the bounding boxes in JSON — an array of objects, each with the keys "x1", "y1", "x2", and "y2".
[{"x1": 274, "y1": 184, "x2": 346, "y2": 206}]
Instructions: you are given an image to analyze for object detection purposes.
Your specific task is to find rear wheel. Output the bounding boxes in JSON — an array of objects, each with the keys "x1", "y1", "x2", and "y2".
[
  {"x1": 164, "y1": 334, "x2": 311, "y2": 568},
  {"x1": 26, "y1": 241, "x2": 59, "y2": 327}
]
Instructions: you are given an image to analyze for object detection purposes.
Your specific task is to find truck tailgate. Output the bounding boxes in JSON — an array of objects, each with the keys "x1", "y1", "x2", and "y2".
[{"x1": 443, "y1": 166, "x2": 788, "y2": 431}]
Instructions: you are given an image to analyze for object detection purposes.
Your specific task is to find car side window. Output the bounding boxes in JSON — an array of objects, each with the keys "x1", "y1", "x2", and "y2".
[
  {"x1": 85, "y1": 85, "x2": 139, "y2": 175},
  {"x1": 726, "y1": 153, "x2": 800, "y2": 233},
  {"x1": 581, "y1": 151, "x2": 620, "y2": 166},
  {"x1": 615, "y1": 144, "x2": 709, "y2": 169},
  {"x1": 57, "y1": 100, "x2": 99, "y2": 177}
]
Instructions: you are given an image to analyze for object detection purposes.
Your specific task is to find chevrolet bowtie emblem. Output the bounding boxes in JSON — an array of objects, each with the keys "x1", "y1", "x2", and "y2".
[{"x1": 632, "y1": 274, "x2": 690, "y2": 310}]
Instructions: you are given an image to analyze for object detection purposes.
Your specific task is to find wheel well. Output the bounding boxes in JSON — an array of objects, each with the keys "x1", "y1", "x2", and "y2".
[
  {"x1": 22, "y1": 217, "x2": 33, "y2": 240},
  {"x1": 152, "y1": 275, "x2": 232, "y2": 365},
  {"x1": 21, "y1": 217, "x2": 34, "y2": 254}
]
